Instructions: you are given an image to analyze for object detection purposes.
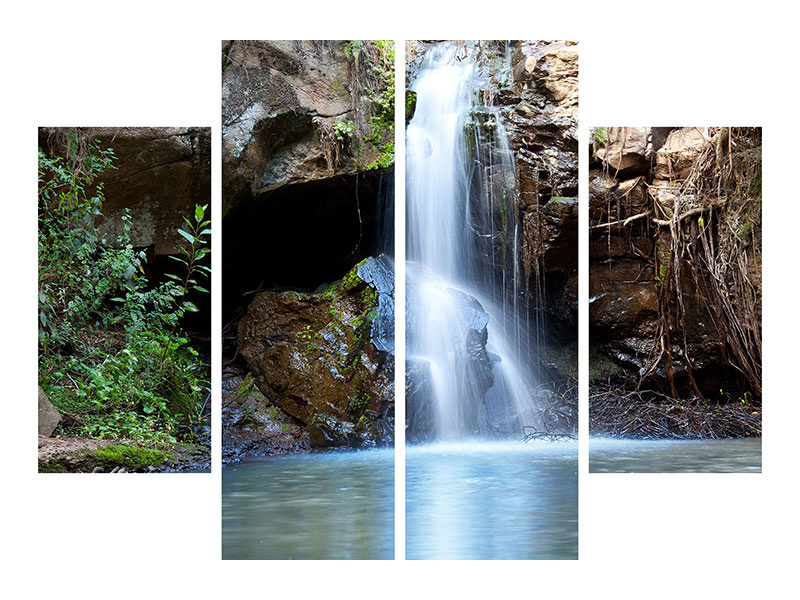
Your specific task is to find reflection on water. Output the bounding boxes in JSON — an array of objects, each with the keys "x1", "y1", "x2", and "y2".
[
  {"x1": 589, "y1": 438, "x2": 762, "y2": 473},
  {"x1": 406, "y1": 441, "x2": 578, "y2": 560},
  {"x1": 222, "y1": 449, "x2": 394, "y2": 559}
]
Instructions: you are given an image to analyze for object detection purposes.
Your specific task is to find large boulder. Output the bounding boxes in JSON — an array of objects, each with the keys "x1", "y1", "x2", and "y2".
[
  {"x1": 405, "y1": 266, "x2": 495, "y2": 439},
  {"x1": 38, "y1": 386, "x2": 61, "y2": 437},
  {"x1": 237, "y1": 255, "x2": 394, "y2": 448},
  {"x1": 594, "y1": 127, "x2": 652, "y2": 177},
  {"x1": 653, "y1": 127, "x2": 712, "y2": 182}
]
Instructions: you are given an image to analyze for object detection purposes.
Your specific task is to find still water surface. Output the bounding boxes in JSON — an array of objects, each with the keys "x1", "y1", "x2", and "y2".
[
  {"x1": 406, "y1": 441, "x2": 578, "y2": 560},
  {"x1": 222, "y1": 449, "x2": 394, "y2": 559},
  {"x1": 589, "y1": 438, "x2": 762, "y2": 473}
]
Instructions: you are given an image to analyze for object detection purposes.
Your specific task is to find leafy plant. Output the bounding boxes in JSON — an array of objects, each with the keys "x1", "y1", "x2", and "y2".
[
  {"x1": 332, "y1": 120, "x2": 355, "y2": 141},
  {"x1": 593, "y1": 127, "x2": 607, "y2": 144},
  {"x1": 38, "y1": 132, "x2": 210, "y2": 447}
]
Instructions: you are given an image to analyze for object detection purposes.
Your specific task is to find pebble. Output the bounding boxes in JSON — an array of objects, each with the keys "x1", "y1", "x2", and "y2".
[{"x1": 92, "y1": 467, "x2": 103, "y2": 473}]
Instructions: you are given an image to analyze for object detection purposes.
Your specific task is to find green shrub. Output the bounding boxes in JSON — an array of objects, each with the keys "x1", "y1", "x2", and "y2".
[{"x1": 38, "y1": 132, "x2": 209, "y2": 446}]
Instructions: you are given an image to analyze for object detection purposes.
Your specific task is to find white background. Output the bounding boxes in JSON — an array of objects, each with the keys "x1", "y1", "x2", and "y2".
[{"x1": 3, "y1": 2, "x2": 797, "y2": 598}]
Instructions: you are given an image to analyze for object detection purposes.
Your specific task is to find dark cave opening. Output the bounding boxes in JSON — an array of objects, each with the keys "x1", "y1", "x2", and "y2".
[{"x1": 222, "y1": 168, "x2": 394, "y2": 329}]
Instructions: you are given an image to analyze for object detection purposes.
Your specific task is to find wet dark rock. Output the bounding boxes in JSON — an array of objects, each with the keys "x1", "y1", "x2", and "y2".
[
  {"x1": 308, "y1": 414, "x2": 369, "y2": 447},
  {"x1": 497, "y1": 41, "x2": 580, "y2": 384},
  {"x1": 357, "y1": 255, "x2": 395, "y2": 354},
  {"x1": 406, "y1": 357, "x2": 435, "y2": 443},
  {"x1": 405, "y1": 273, "x2": 494, "y2": 440},
  {"x1": 221, "y1": 372, "x2": 311, "y2": 463},
  {"x1": 534, "y1": 196, "x2": 579, "y2": 273}
]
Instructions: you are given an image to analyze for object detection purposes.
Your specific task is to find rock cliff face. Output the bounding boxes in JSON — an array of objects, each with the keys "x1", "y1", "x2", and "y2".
[
  {"x1": 505, "y1": 42, "x2": 579, "y2": 377},
  {"x1": 409, "y1": 40, "x2": 578, "y2": 382},
  {"x1": 222, "y1": 41, "x2": 395, "y2": 455},
  {"x1": 223, "y1": 41, "x2": 356, "y2": 217},
  {"x1": 590, "y1": 127, "x2": 762, "y2": 399},
  {"x1": 38, "y1": 127, "x2": 211, "y2": 255},
  {"x1": 222, "y1": 40, "x2": 393, "y2": 217}
]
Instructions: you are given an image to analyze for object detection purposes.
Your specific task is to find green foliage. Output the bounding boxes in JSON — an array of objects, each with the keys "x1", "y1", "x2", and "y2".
[
  {"x1": 343, "y1": 40, "x2": 363, "y2": 63},
  {"x1": 593, "y1": 127, "x2": 607, "y2": 144},
  {"x1": 357, "y1": 414, "x2": 374, "y2": 428},
  {"x1": 655, "y1": 263, "x2": 668, "y2": 289},
  {"x1": 405, "y1": 90, "x2": 417, "y2": 122},
  {"x1": 350, "y1": 40, "x2": 395, "y2": 171},
  {"x1": 38, "y1": 135, "x2": 209, "y2": 447},
  {"x1": 332, "y1": 120, "x2": 355, "y2": 141}
]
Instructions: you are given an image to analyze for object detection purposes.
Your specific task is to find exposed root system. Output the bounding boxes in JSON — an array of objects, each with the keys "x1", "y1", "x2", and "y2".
[
  {"x1": 522, "y1": 427, "x2": 576, "y2": 443},
  {"x1": 590, "y1": 385, "x2": 761, "y2": 439}
]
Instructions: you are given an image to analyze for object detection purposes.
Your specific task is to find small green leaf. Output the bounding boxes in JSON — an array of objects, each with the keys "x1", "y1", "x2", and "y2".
[
  {"x1": 183, "y1": 301, "x2": 199, "y2": 312},
  {"x1": 177, "y1": 228, "x2": 195, "y2": 244}
]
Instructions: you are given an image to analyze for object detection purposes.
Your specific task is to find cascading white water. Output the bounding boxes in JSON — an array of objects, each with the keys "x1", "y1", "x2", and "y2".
[{"x1": 406, "y1": 42, "x2": 539, "y2": 441}]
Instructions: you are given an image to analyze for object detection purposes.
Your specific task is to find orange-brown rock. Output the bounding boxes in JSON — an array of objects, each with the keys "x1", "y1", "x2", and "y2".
[{"x1": 237, "y1": 257, "x2": 394, "y2": 447}]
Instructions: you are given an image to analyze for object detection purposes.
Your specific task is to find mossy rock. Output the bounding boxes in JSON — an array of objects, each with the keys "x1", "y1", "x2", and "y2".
[
  {"x1": 88, "y1": 444, "x2": 174, "y2": 470},
  {"x1": 238, "y1": 256, "x2": 394, "y2": 448},
  {"x1": 589, "y1": 347, "x2": 623, "y2": 382},
  {"x1": 39, "y1": 441, "x2": 177, "y2": 473},
  {"x1": 541, "y1": 343, "x2": 578, "y2": 379}
]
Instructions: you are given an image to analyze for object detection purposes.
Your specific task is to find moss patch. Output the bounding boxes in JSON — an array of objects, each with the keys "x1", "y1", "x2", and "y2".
[{"x1": 87, "y1": 444, "x2": 173, "y2": 470}]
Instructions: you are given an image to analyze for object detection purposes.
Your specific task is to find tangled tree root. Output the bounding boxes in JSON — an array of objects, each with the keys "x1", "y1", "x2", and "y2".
[
  {"x1": 522, "y1": 378, "x2": 578, "y2": 442},
  {"x1": 589, "y1": 385, "x2": 761, "y2": 439},
  {"x1": 522, "y1": 427, "x2": 576, "y2": 443}
]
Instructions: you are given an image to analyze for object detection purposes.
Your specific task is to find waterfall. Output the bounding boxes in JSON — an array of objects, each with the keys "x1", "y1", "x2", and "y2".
[{"x1": 406, "y1": 42, "x2": 539, "y2": 441}]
